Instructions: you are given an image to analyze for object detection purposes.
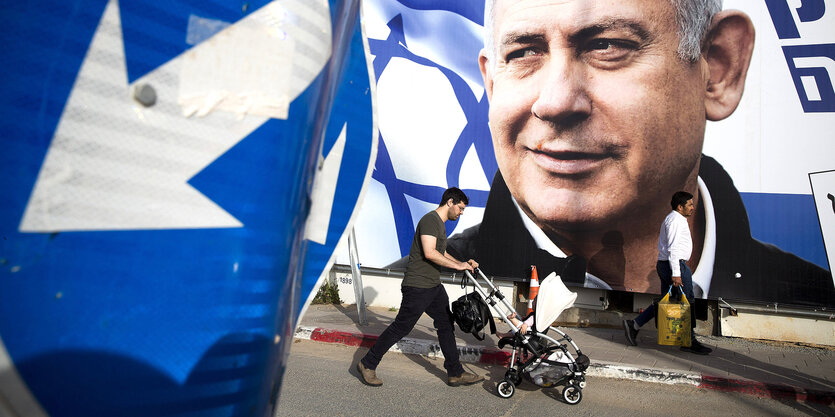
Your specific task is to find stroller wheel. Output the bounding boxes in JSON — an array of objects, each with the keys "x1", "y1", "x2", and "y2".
[
  {"x1": 562, "y1": 384, "x2": 582, "y2": 405},
  {"x1": 505, "y1": 369, "x2": 523, "y2": 386},
  {"x1": 496, "y1": 380, "x2": 515, "y2": 399}
]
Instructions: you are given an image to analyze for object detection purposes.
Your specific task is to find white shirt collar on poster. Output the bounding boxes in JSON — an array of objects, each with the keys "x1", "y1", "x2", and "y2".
[{"x1": 512, "y1": 177, "x2": 717, "y2": 298}]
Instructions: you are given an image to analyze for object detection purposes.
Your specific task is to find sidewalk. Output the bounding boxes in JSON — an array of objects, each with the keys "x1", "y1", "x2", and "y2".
[{"x1": 296, "y1": 304, "x2": 835, "y2": 405}]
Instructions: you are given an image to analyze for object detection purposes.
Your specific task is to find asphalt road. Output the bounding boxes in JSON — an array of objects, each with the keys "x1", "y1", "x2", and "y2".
[{"x1": 275, "y1": 339, "x2": 832, "y2": 417}]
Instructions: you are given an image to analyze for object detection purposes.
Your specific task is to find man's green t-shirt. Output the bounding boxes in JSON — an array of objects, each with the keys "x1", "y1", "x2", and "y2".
[{"x1": 402, "y1": 211, "x2": 447, "y2": 288}]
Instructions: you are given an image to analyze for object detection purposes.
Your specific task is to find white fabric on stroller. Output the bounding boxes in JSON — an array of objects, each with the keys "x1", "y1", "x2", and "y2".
[
  {"x1": 525, "y1": 275, "x2": 578, "y2": 387},
  {"x1": 533, "y1": 272, "x2": 578, "y2": 332}
]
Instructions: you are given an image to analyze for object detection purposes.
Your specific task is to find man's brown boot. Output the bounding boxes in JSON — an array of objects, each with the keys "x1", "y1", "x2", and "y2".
[
  {"x1": 447, "y1": 371, "x2": 484, "y2": 387},
  {"x1": 356, "y1": 362, "x2": 382, "y2": 386}
]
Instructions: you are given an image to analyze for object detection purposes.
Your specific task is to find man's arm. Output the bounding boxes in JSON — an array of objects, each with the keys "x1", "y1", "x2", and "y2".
[
  {"x1": 444, "y1": 251, "x2": 479, "y2": 269},
  {"x1": 420, "y1": 234, "x2": 475, "y2": 271},
  {"x1": 666, "y1": 218, "x2": 685, "y2": 286}
]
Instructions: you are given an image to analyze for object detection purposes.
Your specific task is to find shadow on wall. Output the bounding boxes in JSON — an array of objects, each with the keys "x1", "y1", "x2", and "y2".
[{"x1": 361, "y1": 287, "x2": 379, "y2": 307}]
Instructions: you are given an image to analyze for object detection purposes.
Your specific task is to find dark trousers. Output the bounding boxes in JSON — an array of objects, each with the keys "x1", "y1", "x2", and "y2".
[
  {"x1": 361, "y1": 284, "x2": 464, "y2": 377},
  {"x1": 635, "y1": 260, "x2": 697, "y2": 329}
]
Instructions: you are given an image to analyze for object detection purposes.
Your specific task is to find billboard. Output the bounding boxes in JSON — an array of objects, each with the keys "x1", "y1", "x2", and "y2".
[{"x1": 349, "y1": 0, "x2": 835, "y2": 308}]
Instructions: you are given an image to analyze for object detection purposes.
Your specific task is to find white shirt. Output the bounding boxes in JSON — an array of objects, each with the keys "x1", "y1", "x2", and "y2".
[
  {"x1": 657, "y1": 210, "x2": 692, "y2": 277},
  {"x1": 513, "y1": 177, "x2": 716, "y2": 297}
]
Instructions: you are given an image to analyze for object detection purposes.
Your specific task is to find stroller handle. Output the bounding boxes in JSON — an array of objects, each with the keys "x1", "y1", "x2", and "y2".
[
  {"x1": 464, "y1": 270, "x2": 584, "y2": 358},
  {"x1": 463, "y1": 269, "x2": 525, "y2": 336}
]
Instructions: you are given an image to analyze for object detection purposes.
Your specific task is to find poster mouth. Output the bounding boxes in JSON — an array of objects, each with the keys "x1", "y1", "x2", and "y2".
[{"x1": 529, "y1": 148, "x2": 613, "y2": 176}]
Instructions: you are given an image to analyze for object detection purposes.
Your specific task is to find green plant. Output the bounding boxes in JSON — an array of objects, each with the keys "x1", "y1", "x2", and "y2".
[{"x1": 312, "y1": 281, "x2": 341, "y2": 304}]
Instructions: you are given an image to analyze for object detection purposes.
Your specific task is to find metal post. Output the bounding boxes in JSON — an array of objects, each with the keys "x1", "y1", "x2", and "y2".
[{"x1": 347, "y1": 228, "x2": 367, "y2": 325}]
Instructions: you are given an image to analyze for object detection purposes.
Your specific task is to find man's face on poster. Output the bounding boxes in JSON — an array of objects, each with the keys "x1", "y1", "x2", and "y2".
[{"x1": 479, "y1": 0, "x2": 709, "y2": 234}]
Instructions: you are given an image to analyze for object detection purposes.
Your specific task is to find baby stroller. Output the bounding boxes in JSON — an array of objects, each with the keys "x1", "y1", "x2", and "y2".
[{"x1": 461, "y1": 269, "x2": 590, "y2": 404}]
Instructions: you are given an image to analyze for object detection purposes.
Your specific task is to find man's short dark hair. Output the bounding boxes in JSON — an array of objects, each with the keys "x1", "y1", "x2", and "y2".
[
  {"x1": 671, "y1": 191, "x2": 694, "y2": 210},
  {"x1": 440, "y1": 187, "x2": 469, "y2": 206}
]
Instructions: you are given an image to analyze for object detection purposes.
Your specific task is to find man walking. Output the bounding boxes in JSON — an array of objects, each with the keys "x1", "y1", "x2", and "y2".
[
  {"x1": 356, "y1": 187, "x2": 485, "y2": 386},
  {"x1": 623, "y1": 191, "x2": 713, "y2": 355}
]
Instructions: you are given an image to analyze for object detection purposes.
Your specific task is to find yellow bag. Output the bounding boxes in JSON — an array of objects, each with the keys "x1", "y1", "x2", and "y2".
[{"x1": 657, "y1": 287, "x2": 691, "y2": 347}]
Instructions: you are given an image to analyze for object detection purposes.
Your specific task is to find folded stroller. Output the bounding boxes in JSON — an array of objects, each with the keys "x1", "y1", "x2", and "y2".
[{"x1": 461, "y1": 269, "x2": 590, "y2": 404}]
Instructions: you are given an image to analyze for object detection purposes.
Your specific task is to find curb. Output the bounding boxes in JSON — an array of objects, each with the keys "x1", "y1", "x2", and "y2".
[
  {"x1": 295, "y1": 326, "x2": 510, "y2": 365},
  {"x1": 294, "y1": 326, "x2": 834, "y2": 405}
]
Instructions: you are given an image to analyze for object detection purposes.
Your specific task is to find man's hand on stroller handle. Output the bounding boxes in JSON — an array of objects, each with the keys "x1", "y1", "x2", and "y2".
[{"x1": 455, "y1": 259, "x2": 479, "y2": 272}]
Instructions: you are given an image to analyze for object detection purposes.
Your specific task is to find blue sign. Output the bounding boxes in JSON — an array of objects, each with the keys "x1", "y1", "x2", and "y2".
[{"x1": 0, "y1": 0, "x2": 373, "y2": 416}]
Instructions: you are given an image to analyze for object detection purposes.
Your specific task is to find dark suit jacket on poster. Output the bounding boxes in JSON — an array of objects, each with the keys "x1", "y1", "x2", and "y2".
[{"x1": 443, "y1": 155, "x2": 834, "y2": 308}]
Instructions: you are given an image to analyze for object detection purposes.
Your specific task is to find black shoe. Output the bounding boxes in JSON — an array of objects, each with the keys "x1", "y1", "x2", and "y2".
[
  {"x1": 680, "y1": 338, "x2": 712, "y2": 355},
  {"x1": 622, "y1": 319, "x2": 638, "y2": 346}
]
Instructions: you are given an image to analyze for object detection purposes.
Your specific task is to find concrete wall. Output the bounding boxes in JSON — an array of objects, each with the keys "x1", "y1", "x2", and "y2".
[
  {"x1": 632, "y1": 292, "x2": 835, "y2": 347},
  {"x1": 719, "y1": 310, "x2": 835, "y2": 346}
]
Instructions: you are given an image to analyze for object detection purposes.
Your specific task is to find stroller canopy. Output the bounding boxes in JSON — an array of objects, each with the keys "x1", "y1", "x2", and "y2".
[{"x1": 534, "y1": 272, "x2": 578, "y2": 332}]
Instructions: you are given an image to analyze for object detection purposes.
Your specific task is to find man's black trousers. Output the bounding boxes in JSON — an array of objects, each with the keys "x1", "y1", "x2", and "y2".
[{"x1": 360, "y1": 284, "x2": 464, "y2": 377}]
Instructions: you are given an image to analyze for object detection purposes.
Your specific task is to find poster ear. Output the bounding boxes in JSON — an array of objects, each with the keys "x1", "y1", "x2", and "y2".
[
  {"x1": 479, "y1": 49, "x2": 494, "y2": 100},
  {"x1": 703, "y1": 10, "x2": 755, "y2": 121}
]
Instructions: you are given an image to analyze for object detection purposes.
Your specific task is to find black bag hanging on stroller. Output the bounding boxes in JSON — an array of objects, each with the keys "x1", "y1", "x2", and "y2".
[{"x1": 451, "y1": 289, "x2": 496, "y2": 340}]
